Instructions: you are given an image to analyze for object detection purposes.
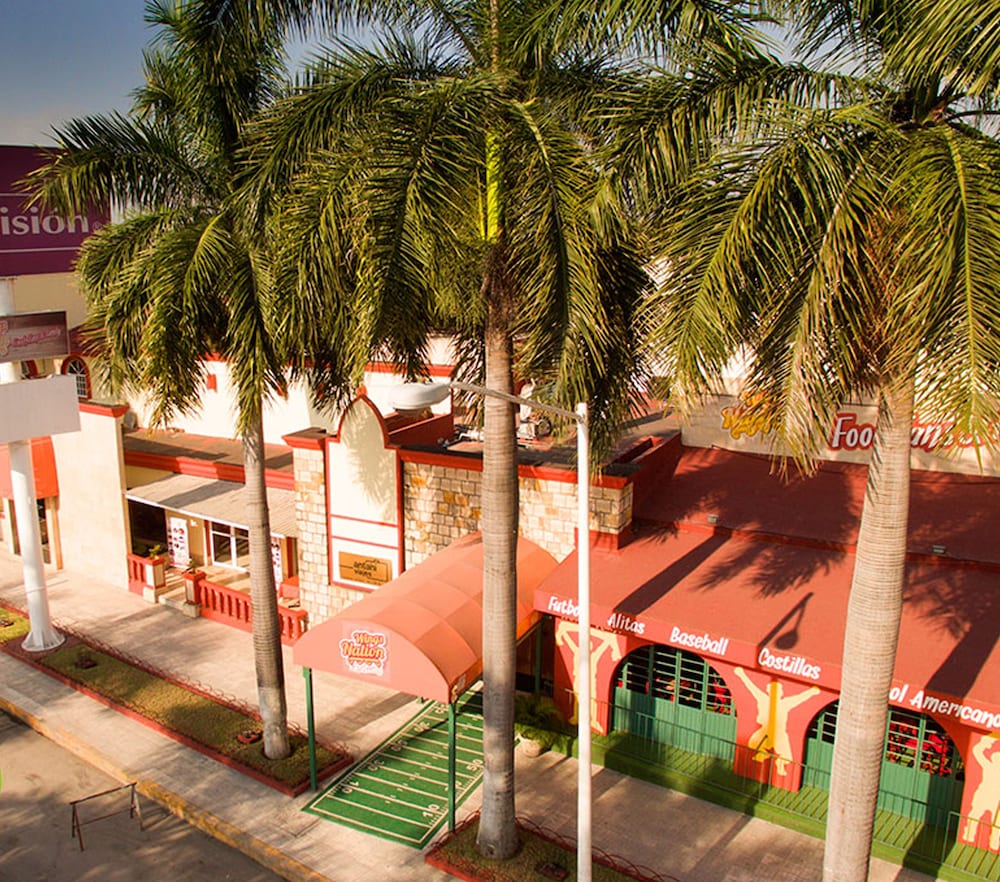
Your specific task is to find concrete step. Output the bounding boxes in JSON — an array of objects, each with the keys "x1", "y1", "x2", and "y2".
[{"x1": 157, "y1": 586, "x2": 201, "y2": 619}]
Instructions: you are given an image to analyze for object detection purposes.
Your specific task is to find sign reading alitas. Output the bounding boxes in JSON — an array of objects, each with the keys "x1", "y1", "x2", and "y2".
[
  {"x1": 0, "y1": 311, "x2": 69, "y2": 363},
  {"x1": 0, "y1": 145, "x2": 109, "y2": 276}
]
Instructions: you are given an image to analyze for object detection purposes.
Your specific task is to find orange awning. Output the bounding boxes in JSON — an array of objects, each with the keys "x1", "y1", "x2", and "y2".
[
  {"x1": 293, "y1": 533, "x2": 558, "y2": 703},
  {"x1": 0, "y1": 436, "x2": 59, "y2": 499}
]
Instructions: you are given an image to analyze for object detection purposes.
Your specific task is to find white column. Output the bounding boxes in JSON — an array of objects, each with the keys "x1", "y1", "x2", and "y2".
[{"x1": 0, "y1": 277, "x2": 63, "y2": 651}]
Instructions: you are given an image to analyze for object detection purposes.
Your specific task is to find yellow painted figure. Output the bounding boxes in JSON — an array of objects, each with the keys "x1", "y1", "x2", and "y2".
[
  {"x1": 555, "y1": 620, "x2": 623, "y2": 725},
  {"x1": 964, "y1": 734, "x2": 1000, "y2": 851},
  {"x1": 734, "y1": 666, "x2": 820, "y2": 775}
]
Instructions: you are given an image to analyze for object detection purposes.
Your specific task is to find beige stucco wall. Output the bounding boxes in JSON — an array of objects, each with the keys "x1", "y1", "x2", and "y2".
[
  {"x1": 9, "y1": 272, "x2": 87, "y2": 330},
  {"x1": 127, "y1": 367, "x2": 342, "y2": 446},
  {"x1": 51, "y1": 408, "x2": 130, "y2": 588}
]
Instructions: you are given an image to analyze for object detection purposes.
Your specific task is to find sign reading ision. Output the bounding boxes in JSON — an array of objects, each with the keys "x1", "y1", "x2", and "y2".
[
  {"x1": 0, "y1": 145, "x2": 109, "y2": 276},
  {"x1": 0, "y1": 311, "x2": 69, "y2": 363},
  {"x1": 338, "y1": 551, "x2": 393, "y2": 586}
]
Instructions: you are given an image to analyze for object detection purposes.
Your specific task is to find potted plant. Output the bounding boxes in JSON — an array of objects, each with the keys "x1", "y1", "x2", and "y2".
[
  {"x1": 143, "y1": 544, "x2": 167, "y2": 588},
  {"x1": 514, "y1": 693, "x2": 562, "y2": 757}
]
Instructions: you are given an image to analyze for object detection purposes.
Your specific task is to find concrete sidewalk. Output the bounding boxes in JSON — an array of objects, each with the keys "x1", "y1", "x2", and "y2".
[{"x1": 0, "y1": 552, "x2": 935, "y2": 882}]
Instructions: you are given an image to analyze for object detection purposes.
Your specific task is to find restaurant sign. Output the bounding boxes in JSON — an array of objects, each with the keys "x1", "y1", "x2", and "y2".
[
  {"x1": 890, "y1": 683, "x2": 1000, "y2": 733},
  {"x1": 338, "y1": 551, "x2": 393, "y2": 586},
  {"x1": 0, "y1": 311, "x2": 69, "y2": 363},
  {"x1": 0, "y1": 145, "x2": 109, "y2": 276},
  {"x1": 339, "y1": 628, "x2": 388, "y2": 676},
  {"x1": 720, "y1": 396, "x2": 998, "y2": 455}
]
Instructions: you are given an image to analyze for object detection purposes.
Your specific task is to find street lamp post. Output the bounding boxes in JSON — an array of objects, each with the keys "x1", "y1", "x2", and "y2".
[
  {"x1": 392, "y1": 381, "x2": 592, "y2": 882},
  {"x1": 0, "y1": 277, "x2": 64, "y2": 652}
]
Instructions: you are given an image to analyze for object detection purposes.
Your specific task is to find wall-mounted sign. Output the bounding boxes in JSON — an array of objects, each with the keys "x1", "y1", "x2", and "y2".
[
  {"x1": 0, "y1": 311, "x2": 69, "y2": 363},
  {"x1": 338, "y1": 551, "x2": 392, "y2": 586},
  {"x1": 0, "y1": 146, "x2": 109, "y2": 276}
]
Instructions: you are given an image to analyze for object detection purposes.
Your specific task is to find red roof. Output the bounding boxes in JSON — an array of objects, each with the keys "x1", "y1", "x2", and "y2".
[{"x1": 537, "y1": 444, "x2": 1000, "y2": 725}]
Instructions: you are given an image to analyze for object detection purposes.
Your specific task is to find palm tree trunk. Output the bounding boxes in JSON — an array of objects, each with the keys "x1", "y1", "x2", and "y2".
[
  {"x1": 244, "y1": 410, "x2": 290, "y2": 760},
  {"x1": 823, "y1": 374, "x2": 915, "y2": 882},
  {"x1": 476, "y1": 293, "x2": 521, "y2": 860}
]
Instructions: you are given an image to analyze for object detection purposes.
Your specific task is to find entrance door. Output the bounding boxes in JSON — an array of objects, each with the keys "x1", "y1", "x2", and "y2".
[
  {"x1": 613, "y1": 645, "x2": 736, "y2": 762},
  {"x1": 803, "y1": 703, "x2": 965, "y2": 822}
]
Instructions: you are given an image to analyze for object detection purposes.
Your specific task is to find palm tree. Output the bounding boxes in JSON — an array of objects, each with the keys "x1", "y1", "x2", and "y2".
[
  {"x1": 642, "y1": 4, "x2": 1000, "y2": 880},
  {"x1": 25, "y1": 0, "x2": 323, "y2": 760},
  {"x1": 245, "y1": 0, "x2": 756, "y2": 858}
]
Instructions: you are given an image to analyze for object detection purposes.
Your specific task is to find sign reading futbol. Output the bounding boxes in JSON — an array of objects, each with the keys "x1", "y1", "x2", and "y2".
[{"x1": 0, "y1": 145, "x2": 109, "y2": 276}]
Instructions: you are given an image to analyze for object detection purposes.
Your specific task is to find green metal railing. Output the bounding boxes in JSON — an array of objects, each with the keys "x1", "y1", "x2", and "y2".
[{"x1": 564, "y1": 695, "x2": 999, "y2": 882}]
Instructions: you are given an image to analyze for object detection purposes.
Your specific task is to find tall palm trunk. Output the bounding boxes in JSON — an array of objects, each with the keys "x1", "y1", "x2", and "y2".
[
  {"x1": 823, "y1": 374, "x2": 915, "y2": 882},
  {"x1": 476, "y1": 283, "x2": 521, "y2": 860},
  {"x1": 244, "y1": 409, "x2": 290, "y2": 759}
]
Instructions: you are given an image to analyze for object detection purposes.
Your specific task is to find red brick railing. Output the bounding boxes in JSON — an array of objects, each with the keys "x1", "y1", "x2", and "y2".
[
  {"x1": 126, "y1": 552, "x2": 167, "y2": 595},
  {"x1": 186, "y1": 571, "x2": 307, "y2": 645}
]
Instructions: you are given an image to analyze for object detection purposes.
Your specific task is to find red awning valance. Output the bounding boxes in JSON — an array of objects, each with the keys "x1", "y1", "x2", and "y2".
[
  {"x1": 294, "y1": 533, "x2": 559, "y2": 703},
  {"x1": 0, "y1": 436, "x2": 59, "y2": 499},
  {"x1": 537, "y1": 500, "x2": 1000, "y2": 728}
]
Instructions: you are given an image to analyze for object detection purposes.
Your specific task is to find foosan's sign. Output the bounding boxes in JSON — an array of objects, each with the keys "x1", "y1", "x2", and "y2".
[
  {"x1": 682, "y1": 394, "x2": 1000, "y2": 477},
  {"x1": 0, "y1": 311, "x2": 69, "y2": 363},
  {"x1": 1, "y1": 146, "x2": 109, "y2": 276}
]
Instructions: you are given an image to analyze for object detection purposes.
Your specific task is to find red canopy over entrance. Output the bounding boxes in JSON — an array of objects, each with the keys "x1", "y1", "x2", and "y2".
[{"x1": 294, "y1": 533, "x2": 559, "y2": 703}]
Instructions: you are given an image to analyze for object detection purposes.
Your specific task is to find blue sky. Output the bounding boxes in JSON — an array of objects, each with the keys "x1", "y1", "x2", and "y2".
[
  {"x1": 0, "y1": 0, "x2": 323, "y2": 146},
  {"x1": 0, "y1": 1, "x2": 801, "y2": 147},
  {"x1": 0, "y1": 1, "x2": 151, "y2": 145}
]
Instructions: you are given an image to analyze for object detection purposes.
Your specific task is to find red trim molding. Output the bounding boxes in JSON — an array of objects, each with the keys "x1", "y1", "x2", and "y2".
[
  {"x1": 398, "y1": 447, "x2": 631, "y2": 489},
  {"x1": 283, "y1": 427, "x2": 329, "y2": 450},
  {"x1": 123, "y1": 450, "x2": 293, "y2": 491},
  {"x1": 78, "y1": 402, "x2": 129, "y2": 418}
]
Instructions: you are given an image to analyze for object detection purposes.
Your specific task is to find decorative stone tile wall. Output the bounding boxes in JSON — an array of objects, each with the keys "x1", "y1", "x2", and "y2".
[
  {"x1": 292, "y1": 437, "x2": 635, "y2": 625},
  {"x1": 289, "y1": 440, "x2": 332, "y2": 622},
  {"x1": 403, "y1": 460, "x2": 633, "y2": 566}
]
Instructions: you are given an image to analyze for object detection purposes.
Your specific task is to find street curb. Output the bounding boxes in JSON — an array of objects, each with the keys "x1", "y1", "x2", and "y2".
[{"x1": 0, "y1": 694, "x2": 333, "y2": 882}]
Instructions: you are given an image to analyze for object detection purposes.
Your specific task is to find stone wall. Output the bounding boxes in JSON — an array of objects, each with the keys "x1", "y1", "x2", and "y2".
[
  {"x1": 287, "y1": 433, "x2": 333, "y2": 621},
  {"x1": 402, "y1": 457, "x2": 633, "y2": 566}
]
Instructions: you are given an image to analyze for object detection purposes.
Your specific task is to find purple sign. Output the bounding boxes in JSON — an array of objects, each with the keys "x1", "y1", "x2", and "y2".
[
  {"x1": 0, "y1": 145, "x2": 109, "y2": 276},
  {"x1": 0, "y1": 311, "x2": 69, "y2": 363}
]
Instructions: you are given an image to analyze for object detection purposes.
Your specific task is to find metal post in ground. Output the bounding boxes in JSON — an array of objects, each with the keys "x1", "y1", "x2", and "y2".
[{"x1": 304, "y1": 666, "x2": 317, "y2": 791}]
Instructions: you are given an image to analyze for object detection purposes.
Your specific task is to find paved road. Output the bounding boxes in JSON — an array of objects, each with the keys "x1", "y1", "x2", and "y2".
[{"x1": 0, "y1": 711, "x2": 281, "y2": 882}]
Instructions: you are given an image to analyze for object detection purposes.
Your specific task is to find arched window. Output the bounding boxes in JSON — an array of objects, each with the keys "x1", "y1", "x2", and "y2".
[{"x1": 61, "y1": 356, "x2": 90, "y2": 399}]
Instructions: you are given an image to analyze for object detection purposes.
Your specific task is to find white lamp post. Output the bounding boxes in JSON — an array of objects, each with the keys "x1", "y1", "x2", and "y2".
[
  {"x1": 0, "y1": 277, "x2": 64, "y2": 652},
  {"x1": 392, "y1": 380, "x2": 592, "y2": 882}
]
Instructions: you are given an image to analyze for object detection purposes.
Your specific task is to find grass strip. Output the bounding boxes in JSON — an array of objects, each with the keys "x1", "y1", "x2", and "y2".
[
  {"x1": 0, "y1": 606, "x2": 347, "y2": 791},
  {"x1": 426, "y1": 814, "x2": 677, "y2": 882},
  {"x1": 0, "y1": 608, "x2": 31, "y2": 644}
]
